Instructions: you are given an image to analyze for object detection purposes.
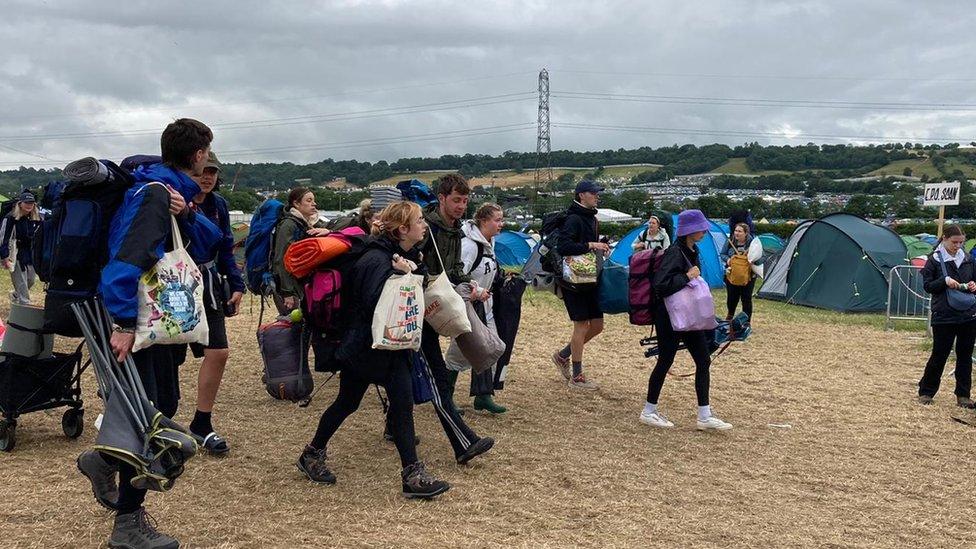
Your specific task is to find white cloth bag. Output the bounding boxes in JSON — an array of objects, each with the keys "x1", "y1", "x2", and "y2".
[
  {"x1": 371, "y1": 272, "x2": 425, "y2": 351},
  {"x1": 424, "y1": 236, "x2": 472, "y2": 337},
  {"x1": 133, "y1": 215, "x2": 209, "y2": 352}
]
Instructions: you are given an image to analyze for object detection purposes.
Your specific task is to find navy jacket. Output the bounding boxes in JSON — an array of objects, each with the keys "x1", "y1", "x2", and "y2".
[
  {"x1": 192, "y1": 192, "x2": 245, "y2": 294},
  {"x1": 0, "y1": 213, "x2": 41, "y2": 268},
  {"x1": 922, "y1": 250, "x2": 976, "y2": 325},
  {"x1": 100, "y1": 163, "x2": 222, "y2": 328},
  {"x1": 556, "y1": 201, "x2": 599, "y2": 257}
]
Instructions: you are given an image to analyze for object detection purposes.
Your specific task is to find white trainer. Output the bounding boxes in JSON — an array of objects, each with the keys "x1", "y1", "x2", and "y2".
[
  {"x1": 696, "y1": 415, "x2": 733, "y2": 431},
  {"x1": 639, "y1": 410, "x2": 675, "y2": 428}
]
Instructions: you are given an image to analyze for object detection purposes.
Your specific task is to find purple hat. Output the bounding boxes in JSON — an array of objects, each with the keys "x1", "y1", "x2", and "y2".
[{"x1": 676, "y1": 209, "x2": 710, "y2": 237}]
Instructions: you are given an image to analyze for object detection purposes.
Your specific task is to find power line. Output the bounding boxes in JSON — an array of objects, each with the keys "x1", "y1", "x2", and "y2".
[
  {"x1": 0, "y1": 92, "x2": 536, "y2": 142},
  {"x1": 0, "y1": 71, "x2": 538, "y2": 122},
  {"x1": 554, "y1": 68, "x2": 976, "y2": 84},
  {"x1": 553, "y1": 122, "x2": 975, "y2": 143},
  {"x1": 551, "y1": 91, "x2": 976, "y2": 112}
]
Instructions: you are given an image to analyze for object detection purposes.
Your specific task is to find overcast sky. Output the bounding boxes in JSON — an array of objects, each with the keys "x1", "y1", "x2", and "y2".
[{"x1": 1, "y1": 0, "x2": 974, "y2": 170}]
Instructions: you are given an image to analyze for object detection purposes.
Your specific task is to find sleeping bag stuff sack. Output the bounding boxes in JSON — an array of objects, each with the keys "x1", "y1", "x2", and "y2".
[
  {"x1": 257, "y1": 318, "x2": 312, "y2": 401},
  {"x1": 283, "y1": 227, "x2": 366, "y2": 279}
]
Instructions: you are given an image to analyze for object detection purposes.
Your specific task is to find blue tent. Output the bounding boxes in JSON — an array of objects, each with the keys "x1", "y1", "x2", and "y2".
[
  {"x1": 599, "y1": 215, "x2": 727, "y2": 314},
  {"x1": 608, "y1": 215, "x2": 727, "y2": 288},
  {"x1": 494, "y1": 230, "x2": 535, "y2": 268}
]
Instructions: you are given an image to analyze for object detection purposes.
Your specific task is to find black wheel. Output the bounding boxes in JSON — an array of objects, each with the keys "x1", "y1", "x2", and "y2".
[
  {"x1": 0, "y1": 420, "x2": 16, "y2": 452},
  {"x1": 62, "y1": 408, "x2": 84, "y2": 439}
]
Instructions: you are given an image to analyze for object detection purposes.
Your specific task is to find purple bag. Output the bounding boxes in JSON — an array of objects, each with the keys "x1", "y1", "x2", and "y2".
[{"x1": 663, "y1": 277, "x2": 719, "y2": 332}]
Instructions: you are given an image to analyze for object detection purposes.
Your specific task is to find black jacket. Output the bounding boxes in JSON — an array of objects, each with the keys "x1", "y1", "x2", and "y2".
[
  {"x1": 556, "y1": 201, "x2": 599, "y2": 257},
  {"x1": 654, "y1": 241, "x2": 700, "y2": 300},
  {"x1": 336, "y1": 235, "x2": 426, "y2": 381},
  {"x1": 922, "y1": 250, "x2": 976, "y2": 325},
  {"x1": 0, "y1": 213, "x2": 41, "y2": 268}
]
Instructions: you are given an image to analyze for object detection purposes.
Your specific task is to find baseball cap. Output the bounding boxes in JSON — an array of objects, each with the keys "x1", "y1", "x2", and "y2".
[{"x1": 574, "y1": 180, "x2": 605, "y2": 194}]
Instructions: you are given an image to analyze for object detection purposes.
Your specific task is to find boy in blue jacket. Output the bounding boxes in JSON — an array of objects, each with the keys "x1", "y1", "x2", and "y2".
[{"x1": 77, "y1": 118, "x2": 221, "y2": 549}]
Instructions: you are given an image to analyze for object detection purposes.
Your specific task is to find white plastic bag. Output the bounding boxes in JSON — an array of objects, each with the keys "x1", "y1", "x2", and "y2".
[
  {"x1": 371, "y1": 272, "x2": 425, "y2": 351},
  {"x1": 562, "y1": 253, "x2": 599, "y2": 285},
  {"x1": 133, "y1": 216, "x2": 209, "y2": 352},
  {"x1": 424, "y1": 273, "x2": 471, "y2": 337}
]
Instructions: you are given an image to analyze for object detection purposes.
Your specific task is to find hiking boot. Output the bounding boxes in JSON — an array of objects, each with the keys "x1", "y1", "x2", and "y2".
[
  {"x1": 473, "y1": 395, "x2": 507, "y2": 414},
  {"x1": 639, "y1": 410, "x2": 675, "y2": 429},
  {"x1": 296, "y1": 445, "x2": 336, "y2": 485},
  {"x1": 108, "y1": 507, "x2": 179, "y2": 549},
  {"x1": 957, "y1": 396, "x2": 976, "y2": 409},
  {"x1": 569, "y1": 372, "x2": 598, "y2": 391},
  {"x1": 696, "y1": 415, "x2": 733, "y2": 431},
  {"x1": 401, "y1": 462, "x2": 450, "y2": 499},
  {"x1": 457, "y1": 436, "x2": 495, "y2": 465},
  {"x1": 190, "y1": 431, "x2": 229, "y2": 456},
  {"x1": 77, "y1": 450, "x2": 119, "y2": 511},
  {"x1": 918, "y1": 395, "x2": 934, "y2": 405},
  {"x1": 552, "y1": 350, "x2": 571, "y2": 380}
]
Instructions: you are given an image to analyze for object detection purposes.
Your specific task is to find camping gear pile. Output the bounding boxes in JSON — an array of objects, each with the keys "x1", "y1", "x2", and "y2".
[
  {"x1": 640, "y1": 312, "x2": 752, "y2": 359},
  {"x1": 0, "y1": 305, "x2": 88, "y2": 452},
  {"x1": 71, "y1": 300, "x2": 197, "y2": 490}
]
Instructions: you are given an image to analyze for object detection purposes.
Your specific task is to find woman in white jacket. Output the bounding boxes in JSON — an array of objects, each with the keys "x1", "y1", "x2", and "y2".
[{"x1": 457, "y1": 203, "x2": 507, "y2": 414}]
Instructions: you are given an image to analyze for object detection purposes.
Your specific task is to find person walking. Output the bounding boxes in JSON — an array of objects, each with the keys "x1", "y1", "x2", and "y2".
[
  {"x1": 918, "y1": 224, "x2": 976, "y2": 408},
  {"x1": 720, "y1": 222, "x2": 762, "y2": 321},
  {"x1": 640, "y1": 209, "x2": 733, "y2": 431},
  {"x1": 297, "y1": 201, "x2": 451, "y2": 499},
  {"x1": 632, "y1": 214, "x2": 670, "y2": 252},
  {"x1": 458, "y1": 202, "x2": 507, "y2": 413},
  {"x1": 271, "y1": 187, "x2": 330, "y2": 314},
  {"x1": 186, "y1": 152, "x2": 245, "y2": 455},
  {"x1": 0, "y1": 190, "x2": 42, "y2": 305},
  {"x1": 550, "y1": 180, "x2": 609, "y2": 390}
]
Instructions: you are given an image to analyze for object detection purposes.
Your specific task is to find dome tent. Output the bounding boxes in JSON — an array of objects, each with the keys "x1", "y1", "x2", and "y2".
[
  {"x1": 757, "y1": 213, "x2": 907, "y2": 312},
  {"x1": 494, "y1": 230, "x2": 535, "y2": 269},
  {"x1": 900, "y1": 235, "x2": 933, "y2": 259}
]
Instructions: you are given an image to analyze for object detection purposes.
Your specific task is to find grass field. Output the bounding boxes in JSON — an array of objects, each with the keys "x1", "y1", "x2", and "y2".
[
  {"x1": 710, "y1": 157, "x2": 792, "y2": 176},
  {"x1": 2, "y1": 275, "x2": 972, "y2": 547}
]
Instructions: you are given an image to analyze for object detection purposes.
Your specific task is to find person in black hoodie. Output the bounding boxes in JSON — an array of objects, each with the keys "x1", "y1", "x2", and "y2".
[
  {"x1": 918, "y1": 224, "x2": 976, "y2": 408},
  {"x1": 0, "y1": 190, "x2": 42, "y2": 305},
  {"x1": 297, "y1": 201, "x2": 451, "y2": 499},
  {"x1": 640, "y1": 209, "x2": 733, "y2": 432},
  {"x1": 551, "y1": 180, "x2": 609, "y2": 390}
]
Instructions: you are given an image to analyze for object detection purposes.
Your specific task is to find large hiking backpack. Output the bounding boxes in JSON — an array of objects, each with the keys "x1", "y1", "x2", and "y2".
[
  {"x1": 244, "y1": 199, "x2": 285, "y2": 294},
  {"x1": 538, "y1": 210, "x2": 569, "y2": 275},
  {"x1": 628, "y1": 248, "x2": 665, "y2": 326},
  {"x1": 34, "y1": 160, "x2": 133, "y2": 336},
  {"x1": 258, "y1": 318, "x2": 313, "y2": 401},
  {"x1": 396, "y1": 179, "x2": 438, "y2": 207}
]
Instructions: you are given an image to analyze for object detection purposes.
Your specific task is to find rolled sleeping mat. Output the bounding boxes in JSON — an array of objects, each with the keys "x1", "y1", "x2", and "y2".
[
  {"x1": 63, "y1": 157, "x2": 110, "y2": 186},
  {"x1": 3, "y1": 302, "x2": 54, "y2": 358}
]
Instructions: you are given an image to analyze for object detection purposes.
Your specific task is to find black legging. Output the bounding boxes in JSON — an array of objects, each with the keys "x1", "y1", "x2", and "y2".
[
  {"x1": 311, "y1": 359, "x2": 418, "y2": 467},
  {"x1": 646, "y1": 306, "x2": 712, "y2": 406},
  {"x1": 919, "y1": 321, "x2": 976, "y2": 398},
  {"x1": 725, "y1": 276, "x2": 756, "y2": 320}
]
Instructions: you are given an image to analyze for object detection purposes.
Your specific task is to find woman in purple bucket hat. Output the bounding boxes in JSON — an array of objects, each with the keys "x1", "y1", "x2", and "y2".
[{"x1": 639, "y1": 209, "x2": 733, "y2": 432}]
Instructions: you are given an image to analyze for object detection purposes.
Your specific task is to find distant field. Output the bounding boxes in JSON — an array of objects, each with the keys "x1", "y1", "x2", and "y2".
[
  {"x1": 869, "y1": 157, "x2": 932, "y2": 178},
  {"x1": 710, "y1": 158, "x2": 792, "y2": 176}
]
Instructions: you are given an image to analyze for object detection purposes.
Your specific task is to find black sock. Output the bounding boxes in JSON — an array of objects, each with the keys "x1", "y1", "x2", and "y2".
[
  {"x1": 558, "y1": 345, "x2": 571, "y2": 359},
  {"x1": 572, "y1": 361, "x2": 583, "y2": 377},
  {"x1": 190, "y1": 410, "x2": 213, "y2": 436}
]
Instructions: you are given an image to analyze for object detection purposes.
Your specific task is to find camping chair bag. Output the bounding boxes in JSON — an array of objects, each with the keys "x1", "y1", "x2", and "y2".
[{"x1": 133, "y1": 216, "x2": 209, "y2": 352}]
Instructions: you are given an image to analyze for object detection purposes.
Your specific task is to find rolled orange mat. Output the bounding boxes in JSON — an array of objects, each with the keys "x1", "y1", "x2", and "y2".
[{"x1": 284, "y1": 236, "x2": 352, "y2": 279}]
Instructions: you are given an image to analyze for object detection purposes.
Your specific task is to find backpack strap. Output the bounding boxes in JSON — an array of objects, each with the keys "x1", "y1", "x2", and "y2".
[{"x1": 467, "y1": 241, "x2": 486, "y2": 276}]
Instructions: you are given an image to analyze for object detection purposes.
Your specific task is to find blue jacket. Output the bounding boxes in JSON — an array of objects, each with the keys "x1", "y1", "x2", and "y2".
[
  {"x1": 100, "y1": 163, "x2": 222, "y2": 328},
  {"x1": 193, "y1": 191, "x2": 245, "y2": 294}
]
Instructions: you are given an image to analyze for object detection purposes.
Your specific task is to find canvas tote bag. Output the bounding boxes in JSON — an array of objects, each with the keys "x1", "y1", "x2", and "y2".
[
  {"x1": 424, "y1": 234, "x2": 471, "y2": 337},
  {"x1": 371, "y1": 272, "x2": 425, "y2": 350},
  {"x1": 133, "y1": 215, "x2": 209, "y2": 352}
]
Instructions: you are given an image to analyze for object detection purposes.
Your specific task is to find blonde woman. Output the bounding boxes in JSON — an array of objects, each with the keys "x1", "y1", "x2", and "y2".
[
  {"x1": 0, "y1": 191, "x2": 42, "y2": 304},
  {"x1": 298, "y1": 201, "x2": 451, "y2": 499}
]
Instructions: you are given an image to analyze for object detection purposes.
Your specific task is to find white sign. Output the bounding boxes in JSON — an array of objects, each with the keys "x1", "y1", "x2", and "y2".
[{"x1": 923, "y1": 182, "x2": 961, "y2": 206}]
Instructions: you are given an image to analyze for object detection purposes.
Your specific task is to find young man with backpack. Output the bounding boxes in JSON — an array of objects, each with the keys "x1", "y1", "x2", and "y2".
[
  {"x1": 76, "y1": 118, "x2": 221, "y2": 549},
  {"x1": 418, "y1": 174, "x2": 494, "y2": 464},
  {"x1": 186, "y1": 152, "x2": 245, "y2": 455},
  {"x1": 551, "y1": 180, "x2": 609, "y2": 390}
]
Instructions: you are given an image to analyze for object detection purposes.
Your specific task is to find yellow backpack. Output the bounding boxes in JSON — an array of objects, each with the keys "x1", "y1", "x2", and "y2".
[{"x1": 726, "y1": 240, "x2": 752, "y2": 286}]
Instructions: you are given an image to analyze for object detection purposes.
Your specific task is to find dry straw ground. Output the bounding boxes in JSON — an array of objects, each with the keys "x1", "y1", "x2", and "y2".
[{"x1": 0, "y1": 289, "x2": 973, "y2": 548}]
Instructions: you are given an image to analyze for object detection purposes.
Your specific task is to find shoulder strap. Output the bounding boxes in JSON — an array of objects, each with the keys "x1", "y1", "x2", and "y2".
[{"x1": 467, "y1": 241, "x2": 486, "y2": 276}]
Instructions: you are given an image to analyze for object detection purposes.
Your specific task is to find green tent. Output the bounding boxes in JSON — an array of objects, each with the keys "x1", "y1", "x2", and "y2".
[
  {"x1": 757, "y1": 213, "x2": 907, "y2": 312},
  {"x1": 900, "y1": 235, "x2": 933, "y2": 259},
  {"x1": 966, "y1": 238, "x2": 976, "y2": 253}
]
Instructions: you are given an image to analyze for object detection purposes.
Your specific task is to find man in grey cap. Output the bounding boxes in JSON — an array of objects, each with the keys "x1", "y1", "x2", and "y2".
[{"x1": 0, "y1": 190, "x2": 42, "y2": 304}]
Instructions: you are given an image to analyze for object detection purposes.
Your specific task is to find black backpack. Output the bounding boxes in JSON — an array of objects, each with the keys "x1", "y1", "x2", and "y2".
[
  {"x1": 34, "y1": 160, "x2": 133, "y2": 336},
  {"x1": 538, "y1": 210, "x2": 569, "y2": 275}
]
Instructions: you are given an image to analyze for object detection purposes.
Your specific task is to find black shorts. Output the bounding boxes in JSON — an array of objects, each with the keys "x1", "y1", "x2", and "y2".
[
  {"x1": 190, "y1": 277, "x2": 229, "y2": 358},
  {"x1": 561, "y1": 284, "x2": 604, "y2": 322}
]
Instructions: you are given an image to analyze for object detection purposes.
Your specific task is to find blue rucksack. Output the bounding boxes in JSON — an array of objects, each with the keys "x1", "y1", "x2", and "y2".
[
  {"x1": 396, "y1": 179, "x2": 438, "y2": 208},
  {"x1": 244, "y1": 199, "x2": 285, "y2": 294}
]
